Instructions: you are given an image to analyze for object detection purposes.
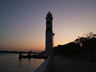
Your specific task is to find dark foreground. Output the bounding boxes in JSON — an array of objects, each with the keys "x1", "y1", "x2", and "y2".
[{"x1": 52, "y1": 56, "x2": 96, "y2": 72}]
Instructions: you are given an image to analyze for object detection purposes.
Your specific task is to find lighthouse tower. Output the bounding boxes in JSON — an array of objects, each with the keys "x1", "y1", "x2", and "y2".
[{"x1": 45, "y1": 12, "x2": 54, "y2": 56}]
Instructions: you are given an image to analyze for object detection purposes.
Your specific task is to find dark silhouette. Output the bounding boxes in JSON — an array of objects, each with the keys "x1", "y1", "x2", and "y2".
[
  {"x1": 53, "y1": 32, "x2": 96, "y2": 62},
  {"x1": 45, "y1": 11, "x2": 54, "y2": 57},
  {"x1": 19, "y1": 51, "x2": 47, "y2": 59}
]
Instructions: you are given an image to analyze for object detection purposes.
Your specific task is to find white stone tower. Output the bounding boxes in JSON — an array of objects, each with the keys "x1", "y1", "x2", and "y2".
[{"x1": 45, "y1": 11, "x2": 54, "y2": 56}]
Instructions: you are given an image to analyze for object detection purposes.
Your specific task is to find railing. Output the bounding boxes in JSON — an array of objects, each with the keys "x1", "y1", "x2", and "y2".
[{"x1": 35, "y1": 56, "x2": 53, "y2": 72}]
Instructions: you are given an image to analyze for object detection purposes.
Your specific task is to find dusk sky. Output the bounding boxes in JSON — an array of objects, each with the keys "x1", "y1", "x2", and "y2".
[{"x1": 0, "y1": 0, "x2": 96, "y2": 51}]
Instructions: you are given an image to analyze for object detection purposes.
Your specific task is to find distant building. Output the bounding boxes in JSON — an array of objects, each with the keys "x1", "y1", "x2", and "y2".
[{"x1": 45, "y1": 12, "x2": 54, "y2": 56}]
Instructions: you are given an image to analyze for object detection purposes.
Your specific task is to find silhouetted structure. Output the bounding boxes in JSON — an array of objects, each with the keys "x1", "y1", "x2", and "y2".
[
  {"x1": 19, "y1": 51, "x2": 46, "y2": 59},
  {"x1": 45, "y1": 11, "x2": 54, "y2": 56}
]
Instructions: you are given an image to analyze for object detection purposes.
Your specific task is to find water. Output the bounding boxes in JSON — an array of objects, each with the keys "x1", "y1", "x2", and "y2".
[{"x1": 0, "y1": 53, "x2": 44, "y2": 72}]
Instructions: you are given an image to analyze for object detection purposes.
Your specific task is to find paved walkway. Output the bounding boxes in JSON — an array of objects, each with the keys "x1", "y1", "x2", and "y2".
[{"x1": 52, "y1": 55, "x2": 96, "y2": 72}]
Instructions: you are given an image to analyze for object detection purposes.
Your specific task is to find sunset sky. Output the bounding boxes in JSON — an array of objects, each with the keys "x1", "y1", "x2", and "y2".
[{"x1": 0, "y1": 0, "x2": 96, "y2": 51}]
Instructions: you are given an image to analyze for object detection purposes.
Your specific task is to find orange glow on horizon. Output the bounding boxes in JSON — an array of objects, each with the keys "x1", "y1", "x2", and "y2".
[{"x1": 1, "y1": 0, "x2": 96, "y2": 51}]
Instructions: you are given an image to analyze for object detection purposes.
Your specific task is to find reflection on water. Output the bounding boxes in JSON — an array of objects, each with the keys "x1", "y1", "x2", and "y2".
[{"x1": 0, "y1": 53, "x2": 44, "y2": 72}]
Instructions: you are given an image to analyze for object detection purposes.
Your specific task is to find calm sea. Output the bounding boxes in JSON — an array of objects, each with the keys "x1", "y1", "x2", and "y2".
[{"x1": 0, "y1": 53, "x2": 44, "y2": 72}]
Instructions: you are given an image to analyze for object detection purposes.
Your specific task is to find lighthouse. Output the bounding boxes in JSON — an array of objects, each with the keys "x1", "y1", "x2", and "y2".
[{"x1": 45, "y1": 12, "x2": 54, "y2": 56}]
